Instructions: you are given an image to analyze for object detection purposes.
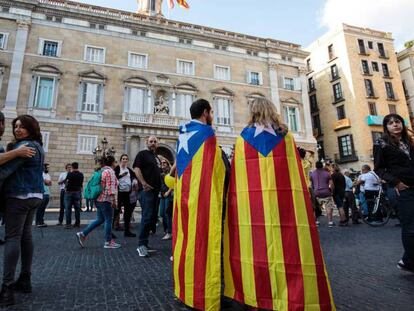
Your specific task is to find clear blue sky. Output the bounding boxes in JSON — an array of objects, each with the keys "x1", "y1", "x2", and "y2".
[{"x1": 76, "y1": 0, "x2": 328, "y2": 47}]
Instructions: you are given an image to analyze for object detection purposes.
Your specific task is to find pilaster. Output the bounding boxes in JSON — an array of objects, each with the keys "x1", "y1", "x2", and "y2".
[{"x1": 268, "y1": 62, "x2": 281, "y2": 114}]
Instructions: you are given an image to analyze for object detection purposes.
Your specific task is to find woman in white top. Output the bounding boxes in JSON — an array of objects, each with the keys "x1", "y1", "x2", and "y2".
[{"x1": 356, "y1": 164, "x2": 381, "y2": 221}]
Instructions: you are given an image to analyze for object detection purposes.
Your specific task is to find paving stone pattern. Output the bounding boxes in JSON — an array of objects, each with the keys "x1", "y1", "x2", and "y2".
[{"x1": 0, "y1": 217, "x2": 412, "y2": 310}]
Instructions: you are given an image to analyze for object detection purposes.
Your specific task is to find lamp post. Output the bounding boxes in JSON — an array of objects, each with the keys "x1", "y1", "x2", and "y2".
[{"x1": 92, "y1": 137, "x2": 116, "y2": 164}]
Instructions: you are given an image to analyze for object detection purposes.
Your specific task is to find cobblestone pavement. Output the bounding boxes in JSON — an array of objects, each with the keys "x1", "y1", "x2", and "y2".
[{"x1": 0, "y1": 215, "x2": 413, "y2": 311}]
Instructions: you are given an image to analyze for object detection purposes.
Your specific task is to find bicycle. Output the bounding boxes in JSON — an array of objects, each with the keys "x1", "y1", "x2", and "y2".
[{"x1": 358, "y1": 186, "x2": 397, "y2": 227}]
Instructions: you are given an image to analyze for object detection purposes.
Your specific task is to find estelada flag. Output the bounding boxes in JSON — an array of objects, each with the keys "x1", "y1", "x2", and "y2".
[
  {"x1": 173, "y1": 120, "x2": 225, "y2": 311},
  {"x1": 223, "y1": 126, "x2": 335, "y2": 311}
]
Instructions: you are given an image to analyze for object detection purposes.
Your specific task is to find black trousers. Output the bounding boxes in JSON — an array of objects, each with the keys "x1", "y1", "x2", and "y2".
[
  {"x1": 398, "y1": 188, "x2": 414, "y2": 265},
  {"x1": 3, "y1": 198, "x2": 42, "y2": 285},
  {"x1": 117, "y1": 192, "x2": 135, "y2": 233},
  {"x1": 344, "y1": 191, "x2": 359, "y2": 222},
  {"x1": 58, "y1": 189, "x2": 65, "y2": 224}
]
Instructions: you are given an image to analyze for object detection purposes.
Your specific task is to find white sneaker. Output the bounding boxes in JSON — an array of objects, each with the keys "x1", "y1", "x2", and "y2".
[
  {"x1": 104, "y1": 240, "x2": 121, "y2": 249},
  {"x1": 137, "y1": 245, "x2": 149, "y2": 257},
  {"x1": 162, "y1": 233, "x2": 172, "y2": 240},
  {"x1": 315, "y1": 220, "x2": 320, "y2": 227},
  {"x1": 328, "y1": 221, "x2": 334, "y2": 228}
]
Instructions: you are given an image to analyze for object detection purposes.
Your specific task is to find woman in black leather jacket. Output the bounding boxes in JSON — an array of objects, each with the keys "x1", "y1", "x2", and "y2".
[{"x1": 374, "y1": 113, "x2": 414, "y2": 273}]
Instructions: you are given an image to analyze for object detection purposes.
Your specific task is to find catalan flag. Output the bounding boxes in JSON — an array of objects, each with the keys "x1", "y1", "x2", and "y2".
[
  {"x1": 176, "y1": 0, "x2": 190, "y2": 9},
  {"x1": 223, "y1": 127, "x2": 335, "y2": 311},
  {"x1": 173, "y1": 120, "x2": 225, "y2": 311}
]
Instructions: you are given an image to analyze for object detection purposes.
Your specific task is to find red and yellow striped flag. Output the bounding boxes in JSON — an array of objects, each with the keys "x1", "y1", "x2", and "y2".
[
  {"x1": 176, "y1": 0, "x2": 190, "y2": 9},
  {"x1": 224, "y1": 129, "x2": 335, "y2": 310},
  {"x1": 173, "y1": 121, "x2": 225, "y2": 311}
]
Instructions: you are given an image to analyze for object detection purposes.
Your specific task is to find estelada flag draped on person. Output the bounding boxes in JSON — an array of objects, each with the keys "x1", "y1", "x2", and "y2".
[
  {"x1": 172, "y1": 120, "x2": 225, "y2": 311},
  {"x1": 223, "y1": 127, "x2": 336, "y2": 311}
]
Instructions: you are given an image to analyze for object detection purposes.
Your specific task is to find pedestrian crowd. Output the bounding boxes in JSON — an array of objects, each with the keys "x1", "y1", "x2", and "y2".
[{"x1": 0, "y1": 103, "x2": 412, "y2": 308}]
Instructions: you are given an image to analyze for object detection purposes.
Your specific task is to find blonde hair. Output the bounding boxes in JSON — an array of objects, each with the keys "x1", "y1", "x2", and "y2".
[{"x1": 247, "y1": 98, "x2": 281, "y2": 127}]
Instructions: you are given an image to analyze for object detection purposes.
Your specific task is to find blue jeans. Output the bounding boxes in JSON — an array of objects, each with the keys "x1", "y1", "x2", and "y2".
[
  {"x1": 397, "y1": 188, "x2": 414, "y2": 264},
  {"x1": 82, "y1": 201, "x2": 113, "y2": 243},
  {"x1": 64, "y1": 191, "x2": 81, "y2": 225},
  {"x1": 359, "y1": 192, "x2": 368, "y2": 215},
  {"x1": 36, "y1": 194, "x2": 49, "y2": 225},
  {"x1": 138, "y1": 190, "x2": 158, "y2": 247},
  {"x1": 159, "y1": 197, "x2": 172, "y2": 234}
]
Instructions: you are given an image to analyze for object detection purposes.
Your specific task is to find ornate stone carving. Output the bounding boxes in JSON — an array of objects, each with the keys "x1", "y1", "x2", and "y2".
[{"x1": 154, "y1": 90, "x2": 169, "y2": 114}]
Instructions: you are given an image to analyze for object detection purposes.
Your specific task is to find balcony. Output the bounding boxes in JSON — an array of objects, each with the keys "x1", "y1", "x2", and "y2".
[
  {"x1": 335, "y1": 152, "x2": 359, "y2": 164},
  {"x1": 361, "y1": 68, "x2": 372, "y2": 76},
  {"x1": 334, "y1": 118, "x2": 351, "y2": 131},
  {"x1": 386, "y1": 95, "x2": 399, "y2": 101},
  {"x1": 331, "y1": 95, "x2": 345, "y2": 104},
  {"x1": 382, "y1": 69, "x2": 393, "y2": 79},
  {"x1": 123, "y1": 113, "x2": 184, "y2": 128},
  {"x1": 358, "y1": 47, "x2": 370, "y2": 56}
]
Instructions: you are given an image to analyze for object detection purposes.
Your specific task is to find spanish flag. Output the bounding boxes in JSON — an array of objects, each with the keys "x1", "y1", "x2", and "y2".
[
  {"x1": 223, "y1": 126, "x2": 335, "y2": 310},
  {"x1": 173, "y1": 121, "x2": 225, "y2": 311},
  {"x1": 176, "y1": 0, "x2": 190, "y2": 9}
]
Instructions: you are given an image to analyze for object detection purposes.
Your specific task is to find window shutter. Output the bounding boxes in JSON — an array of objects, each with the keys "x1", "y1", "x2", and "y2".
[
  {"x1": 258, "y1": 72, "x2": 263, "y2": 85},
  {"x1": 38, "y1": 38, "x2": 44, "y2": 55},
  {"x1": 246, "y1": 71, "x2": 251, "y2": 84}
]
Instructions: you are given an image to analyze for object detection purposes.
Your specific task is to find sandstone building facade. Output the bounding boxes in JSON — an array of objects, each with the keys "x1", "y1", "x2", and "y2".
[
  {"x1": 0, "y1": 0, "x2": 315, "y2": 201},
  {"x1": 307, "y1": 24, "x2": 410, "y2": 170},
  {"x1": 398, "y1": 46, "x2": 414, "y2": 126}
]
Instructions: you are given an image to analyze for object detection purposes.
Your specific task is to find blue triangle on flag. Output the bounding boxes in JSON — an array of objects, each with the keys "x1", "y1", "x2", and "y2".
[{"x1": 241, "y1": 126, "x2": 284, "y2": 157}]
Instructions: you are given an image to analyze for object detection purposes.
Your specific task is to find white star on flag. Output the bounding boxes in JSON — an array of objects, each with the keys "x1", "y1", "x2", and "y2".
[
  {"x1": 254, "y1": 124, "x2": 277, "y2": 137},
  {"x1": 178, "y1": 126, "x2": 198, "y2": 154}
]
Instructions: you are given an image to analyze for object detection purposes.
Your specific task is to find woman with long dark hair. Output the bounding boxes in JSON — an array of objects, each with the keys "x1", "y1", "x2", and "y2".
[
  {"x1": 114, "y1": 154, "x2": 138, "y2": 237},
  {"x1": 374, "y1": 113, "x2": 414, "y2": 273},
  {"x1": 0, "y1": 115, "x2": 44, "y2": 306}
]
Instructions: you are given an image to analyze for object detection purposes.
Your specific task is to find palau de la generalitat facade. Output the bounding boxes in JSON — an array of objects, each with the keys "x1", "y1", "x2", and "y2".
[{"x1": 0, "y1": 0, "x2": 316, "y2": 204}]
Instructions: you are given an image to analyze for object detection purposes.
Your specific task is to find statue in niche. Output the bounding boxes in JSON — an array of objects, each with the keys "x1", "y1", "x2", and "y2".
[{"x1": 154, "y1": 93, "x2": 169, "y2": 114}]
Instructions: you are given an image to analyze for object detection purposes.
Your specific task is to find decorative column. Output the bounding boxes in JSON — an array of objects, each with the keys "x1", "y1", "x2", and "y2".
[
  {"x1": 171, "y1": 90, "x2": 176, "y2": 117},
  {"x1": 299, "y1": 67, "x2": 315, "y2": 141},
  {"x1": 4, "y1": 19, "x2": 31, "y2": 117},
  {"x1": 268, "y1": 62, "x2": 281, "y2": 114}
]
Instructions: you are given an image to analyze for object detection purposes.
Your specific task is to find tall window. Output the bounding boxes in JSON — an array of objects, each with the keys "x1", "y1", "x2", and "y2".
[
  {"x1": 126, "y1": 87, "x2": 147, "y2": 114},
  {"x1": 84, "y1": 46, "x2": 105, "y2": 63},
  {"x1": 248, "y1": 71, "x2": 262, "y2": 85},
  {"x1": 333, "y1": 82, "x2": 343, "y2": 101},
  {"x1": 313, "y1": 114, "x2": 321, "y2": 133},
  {"x1": 378, "y1": 43, "x2": 386, "y2": 57},
  {"x1": 214, "y1": 65, "x2": 230, "y2": 81},
  {"x1": 382, "y1": 63, "x2": 390, "y2": 77},
  {"x1": 0, "y1": 33, "x2": 8, "y2": 49},
  {"x1": 33, "y1": 77, "x2": 55, "y2": 109},
  {"x1": 306, "y1": 58, "x2": 312, "y2": 71},
  {"x1": 328, "y1": 44, "x2": 335, "y2": 60},
  {"x1": 214, "y1": 98, "x2": 231, "y2": 126},
  {"x1": 389, "y1": 104, "x2": 397, "y2": 114},
  {"x1": 77, "y1": 135, "x2": 98, "y2": 155},
  {"x1": 364, "y1": 79, "x2": 375, "y2": 97},
  {"x1": 128, "y1": 53, "x2": 148, "y2": 69},
  {"x1": 368, "y1": 102, "x2": 377, "y2": 115},
  {"x1": 368, "y1": 41, "x2": 373, "y2": 49},
  {"x1": 308, "y1": 77, "x2": 315, "y2": 91},
  {"x1": 358, "y1": 39, "x2": 366, "y2": 54},
  {"x1": 42, "y1": 41, "x2": 59, "y2": 57},
  {"x1": 331, "y1": 64, "x2": 339, "y2": 80},
  {"x1": 403, "y1": 80, "x2": 409, "y2": 98},
  {"x1": 284, "y1": 77, "x2": 295, "y2": 90},
  {"x1": 361, "y1": 60, "x2": 370, "y2": 75},
  {"x1": 175, "y1": 93, "x2": 193, "y2": 119},
  {"x1": 81, "y1": 83, "x2": 102, "y2": 113},
  {"x1": 338, "y1": 135, "x2": 355, "y2": 158},
  {"x1": 284, "y1": 106, "x2": 300, "y2": 132},
  {"x1": 336, "y1": 105, "x2": 346, "y2": 120},
  {"x1": 385, "y1": 82, "x2": 395, "y2": 99},
  {"x1": 177, "y1": 60, "x2": 194, "y2": 75},
  {"x1": 310, "y1": 94, "x2": 318, "y2": 112}
]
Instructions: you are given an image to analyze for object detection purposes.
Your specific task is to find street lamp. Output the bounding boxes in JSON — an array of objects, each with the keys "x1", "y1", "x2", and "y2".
[{"x1": 92, "y1": 137, "x2": 116, "y2": 164}]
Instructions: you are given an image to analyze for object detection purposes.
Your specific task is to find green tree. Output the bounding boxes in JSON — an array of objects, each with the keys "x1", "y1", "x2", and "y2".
[{"x1": 405, "y1": 40, "x2": 414, "y2": 48}]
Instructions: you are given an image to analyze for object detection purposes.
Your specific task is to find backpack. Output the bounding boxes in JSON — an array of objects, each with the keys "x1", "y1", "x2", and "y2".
[{"x1": 83, "y1": 170, "x2": 103, "y2": 200}]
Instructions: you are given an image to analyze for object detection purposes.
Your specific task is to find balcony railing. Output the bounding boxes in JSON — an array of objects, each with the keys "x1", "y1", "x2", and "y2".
[
  {"x1": 331, "y1": 95, "x2": 345, "y2": 104},
  {"x1": 334, "y1": 152, "x2": 359, "y2": 164},
  {"x1": 123, "y1": 113, "x2": 184, "y2": 127},
  {"x1": 379, "y1": 50, "x2": 390, "y2": 59},
  {"x1": 382, "y1": 69, "x2": 393, "y2": 78}
]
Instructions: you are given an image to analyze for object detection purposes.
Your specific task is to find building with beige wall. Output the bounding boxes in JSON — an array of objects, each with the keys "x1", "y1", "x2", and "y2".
[
  {"x1": 398, "y1": 46, "x2": 414, "y2": 126},
  {"x1": 0, "y1": 0, "x2": 315, "y2": 202},
  {"x1": 306, "y1": 24, "x2": 410, "y2": 170}
]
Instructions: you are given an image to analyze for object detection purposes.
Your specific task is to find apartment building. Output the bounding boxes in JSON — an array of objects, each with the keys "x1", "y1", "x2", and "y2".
[
  {"x1": 307, "y1": 24, "x2": 410, "y2": 169},
  {"x1": 398, "y1": 46, "x2": 414, "y2": 126}
]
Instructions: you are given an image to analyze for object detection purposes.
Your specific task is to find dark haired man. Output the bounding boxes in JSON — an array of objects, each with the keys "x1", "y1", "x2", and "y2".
[
  {"x1": 134, "y1": 136, "x2": 161, "y2": 257},
  {"x1": 64, "y1": 162, "x2": 84, "y2": 229},
  {"x1": 189, "y1": 98, "x2": 213, "y2": 125}
]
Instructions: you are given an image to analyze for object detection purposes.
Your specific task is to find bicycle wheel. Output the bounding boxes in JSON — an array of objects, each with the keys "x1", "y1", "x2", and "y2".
[{"x1": 365, "y1": 198, "x2": 391, "y2": 227}]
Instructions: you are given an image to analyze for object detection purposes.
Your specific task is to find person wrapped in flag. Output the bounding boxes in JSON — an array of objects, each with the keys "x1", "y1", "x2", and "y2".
[
  {"x1": 223, "y1": 98, "x2": 336, "y2": 311},
  {"x1": 172, "y1": 99, "x2": 225, "y2": 311}
]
